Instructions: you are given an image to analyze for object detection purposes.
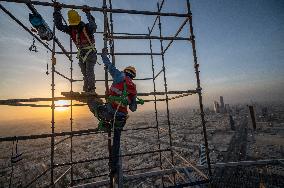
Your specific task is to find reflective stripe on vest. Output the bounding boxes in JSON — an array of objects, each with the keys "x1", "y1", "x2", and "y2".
[
  {"x1": 109, "y1": 76, "x2": 137, "y2": 114},
  {"x1": 110, "y1": 86, "x2": 122, "y2": 95}
]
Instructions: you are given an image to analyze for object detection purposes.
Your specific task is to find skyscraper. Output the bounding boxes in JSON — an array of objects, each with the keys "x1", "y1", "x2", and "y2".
[
  {"x1": 220, "y1": 96, "x2": 225, "y2": 110},
  {"x1": 214, "y1": 101, "x2": 220, "y2": 113}
]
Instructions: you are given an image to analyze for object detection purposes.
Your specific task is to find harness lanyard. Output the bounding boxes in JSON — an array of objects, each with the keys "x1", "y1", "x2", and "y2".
[
  {"x1": 108, "y1": 79, "x2": 129, "y2": 106},
  {"x1": 112, "y1": 102, "x2": 121, "y2": 130},
  {"x1": 102, "y1": 80, "x2": 127, "y2": 127},
  {"x1": 112, "y1": 81, "x2": 127, "y2": 129}
]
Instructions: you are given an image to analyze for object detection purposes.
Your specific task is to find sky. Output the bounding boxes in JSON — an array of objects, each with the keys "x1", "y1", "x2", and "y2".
[{"x1": 0, "y1": 0, "x2": 284, "y2": 122}]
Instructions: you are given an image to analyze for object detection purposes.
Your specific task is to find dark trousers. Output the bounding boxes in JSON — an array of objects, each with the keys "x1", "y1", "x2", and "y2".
[
  {"x1": 78, "y1": 50, "x2": 96, "y2": 92},
  {"x1": 87, "y1": 98, "x2": 126, "y2": 175},
  {"x1": 111, "y1": 126, "x2": 123, "y2": 175}
]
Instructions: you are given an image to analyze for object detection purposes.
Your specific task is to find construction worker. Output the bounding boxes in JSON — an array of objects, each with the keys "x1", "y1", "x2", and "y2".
[
  {"x1": 53, "y1": 3, "x2": 97, "y2": 92},
  {"x1": 87, "y1": 48, "x2": 143, "y2": 180}
]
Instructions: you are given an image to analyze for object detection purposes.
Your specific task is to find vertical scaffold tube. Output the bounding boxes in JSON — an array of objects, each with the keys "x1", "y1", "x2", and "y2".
[
  {"x1": 148, "y1": 27, "x2": 164, "y2": 186},
  {"x1": 157, "y1": 2, "x2": 176, "y2": 185},
  {"x1": 69, "y1": 36, "x2": 74, "y2": 186},
  {"x1": 186, "y1": 0, "x2": 212, "y2": 177},
  {"x1": 103, "y1": 1, "x2": 113, "y2": 187},
  {"x1": 108, "y1": 0, "x2": 116, "y2": 66},
  {"x1": 50, "y1": 5, "x2": 56, "y2": 187}
]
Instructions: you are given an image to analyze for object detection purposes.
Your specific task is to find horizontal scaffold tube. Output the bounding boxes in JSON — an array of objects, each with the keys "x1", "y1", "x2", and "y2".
[
  {"x1": 0, "y1": 126, "x2": 158, "y2": 142},
  {"x1": 54, "y1": 149, "x2": 170, "y2": 167},
  {"x1": 56, "y1": 52, "x2": 162, "y2": 56},
  {"x1": 207, "y1": 158, "x2": 284, "y2": 168},
  {"x1": 0, "y1": 0, "x2": 190, "y2": 17},
  {"x1": 108, "y1": 35, "x2": 191, "y2": 41},
  {"x1": 72, "y1": 77, "x2": 153, "y2": 82},
  {"x1": 0, "y1": 90, "x2": 198, "y2": 104}
]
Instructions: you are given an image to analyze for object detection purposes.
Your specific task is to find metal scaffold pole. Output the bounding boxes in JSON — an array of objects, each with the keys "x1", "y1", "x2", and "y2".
[
  {"x1": 0, "y1": 0, "x2": 189, "y2": 17},
  {"x1": 148, "y1": 26, "x2": 164, "y2": 186},
  {"x1": 50, "y1": 5, "x2": 56, "y2": 187},
  {"x1": 69, "y1": 31, "x2": 74, "y2": 186},
  {"x1": 108, "y1": 0, "x2": 116, "y2": 66},
  {"x1": 157, "y1": 2, "x2": 176, "y2": 184},
  {"x1": 186, "y1": 0, "x2": 212, "y2": 177},
  {"x1": 102, "y1": 0, "x2": 113, "y2": 187}
]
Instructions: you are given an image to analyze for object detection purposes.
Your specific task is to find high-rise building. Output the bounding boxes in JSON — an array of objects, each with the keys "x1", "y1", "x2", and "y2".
[
  {"x1": 213, "y1": 101, "x2": 220, "y2": 113},
  {"x1": 220, "y1": 96, "x2": 224, "y2": 109},
  {"x1": 229, "y1": 115, "x2": 235, "y2": 130}
]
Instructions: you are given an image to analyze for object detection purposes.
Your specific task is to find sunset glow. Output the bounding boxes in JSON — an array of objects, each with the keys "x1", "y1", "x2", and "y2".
[{"x1": 55, "y1": 100, "x2": 70, "y2": 112}]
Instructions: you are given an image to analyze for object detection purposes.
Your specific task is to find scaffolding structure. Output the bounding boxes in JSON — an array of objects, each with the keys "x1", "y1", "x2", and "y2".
[{"x1": 0, "y1": 0, "x2": 212, "y2": 187}]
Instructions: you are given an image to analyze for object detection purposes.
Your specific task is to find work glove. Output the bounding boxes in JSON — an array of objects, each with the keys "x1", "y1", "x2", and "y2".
[
  {"x1": 137, "y1": 98, "x2": 144, "y2": 105},
  {"x1": 53, "y1": 2, "x2": 62, "y2": 11},
  {"x1": 82, "y1": 6, "x2": 91, "y2": 13}
]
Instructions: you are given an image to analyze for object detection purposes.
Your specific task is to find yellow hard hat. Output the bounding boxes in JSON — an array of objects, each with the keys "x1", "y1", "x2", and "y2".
[
  {"x1": 68, "y1": 9, "x2": 81, "y2": 26},
  {"x1": 124, "y1": 66, "x2": 136, "y2": 78}
]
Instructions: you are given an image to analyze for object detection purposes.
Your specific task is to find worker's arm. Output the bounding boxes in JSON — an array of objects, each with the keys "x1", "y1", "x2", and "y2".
[
  {"x1": 101, "y1": 50, "x2": 124, "y2": 84},
  {"x1": 53, "y1": 7, "x2": 69, "y2": 33},
  {"x1": 83, "y1": 7, "x2": 97, "y2": 33},
  {"x1": 129, "y1": 95, "x2": 137, "y2": 112},
  {"x1": 86, "y1": 12, "x2": 97, "y2": 33}
]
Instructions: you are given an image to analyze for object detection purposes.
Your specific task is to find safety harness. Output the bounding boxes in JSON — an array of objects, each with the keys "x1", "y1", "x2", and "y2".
[
  {"x1": 97, "y1": 81, "x2": 128, "y2": 131},
  {"x1": 97, "y1": 80, "x2": 144, "y2": 131},
  {"x1": 75, "y1": 27, "x2": 97, "y2": 63},
  {"x1": 108, "y1": 81, "x2": 129, "y2": 107}
]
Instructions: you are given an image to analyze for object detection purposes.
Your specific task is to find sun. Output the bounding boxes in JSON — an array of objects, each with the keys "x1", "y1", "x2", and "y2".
[{"x1": 54, "y1": 100, "x2": 70, "y2": 111}]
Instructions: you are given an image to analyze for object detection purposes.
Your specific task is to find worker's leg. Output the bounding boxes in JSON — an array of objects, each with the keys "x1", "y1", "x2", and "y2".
[
  {"x1": 111, "y1": 126, "x2": 122, "y2": 175},
  {"x1": 78, "y1": 58, "x2": 87, "y2": 92},
  {"x1": 85, "y1": 51, "x2": 96, "y2": 92},
  {"x1": 111, "y1": 117, "x2": 126, "y2": 175},
  {"x1": 87, "y1": 97, "x2": 104, "y2": 118}
]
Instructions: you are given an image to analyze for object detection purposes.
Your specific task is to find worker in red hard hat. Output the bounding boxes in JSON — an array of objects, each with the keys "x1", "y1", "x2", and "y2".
[
  {"x1": 53, "y1": 3, "x2": 97, "y2": 92},
  {"x1": 87, "y1": 48, "x2": 144, "y2": 181}
]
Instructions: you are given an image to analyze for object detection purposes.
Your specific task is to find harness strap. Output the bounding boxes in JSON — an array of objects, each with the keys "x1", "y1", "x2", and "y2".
[
  {"x1": 82, "y1": 27, "x2": 96, "y2": 49},
  {"x1": 108, "y1": 79, "x2": 129, "y2": 106},
  {"x1": 76, "y1": 27, "x2": 97, "y2": 63},
  {"x1": 77, "y1": 46, "x2": 97, "y2": 63}
]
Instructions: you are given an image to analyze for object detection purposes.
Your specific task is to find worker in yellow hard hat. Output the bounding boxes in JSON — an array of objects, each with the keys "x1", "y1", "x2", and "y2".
[
  {"x1": 53, "y1": 3, "x2": 97, "y2": 93},
  {"x1": 67, "y1": 9, "x2": 81, "y2": 26},
  {"x1": 86, "y1": 48, "x2": 144, "y2": 183}
]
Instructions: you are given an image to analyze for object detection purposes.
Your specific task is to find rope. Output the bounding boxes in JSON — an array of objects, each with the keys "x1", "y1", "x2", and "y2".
[{"x1": 111, "y1": 102, "x2": 121, "y2": 130}]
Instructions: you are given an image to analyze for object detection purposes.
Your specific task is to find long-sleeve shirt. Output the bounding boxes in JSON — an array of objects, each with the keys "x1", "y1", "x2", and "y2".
[
  {"x1": 101, "y1": 53, "x2": 137, "y2": 112},
  {"x1": 53, "y1": 9, "x2": 97, "y2": 35}
]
